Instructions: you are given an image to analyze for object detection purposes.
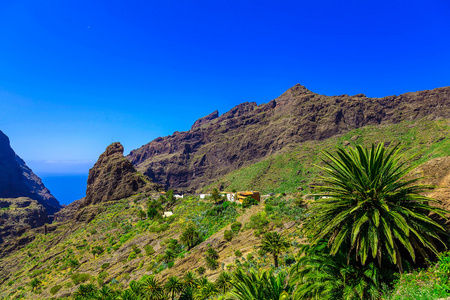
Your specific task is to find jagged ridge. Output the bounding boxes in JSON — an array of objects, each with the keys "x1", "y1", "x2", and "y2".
[{"x1": 127, "y1": 84, "x2": 450, "y2": 192}]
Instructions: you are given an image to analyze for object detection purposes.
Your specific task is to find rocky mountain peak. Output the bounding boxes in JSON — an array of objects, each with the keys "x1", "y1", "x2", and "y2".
[
  {"x1": 191, "y1": 110, "x2": 219, "y2": 130},
  {"x1": 83, "y1": 142, "x2": 160, "y2": 207}
]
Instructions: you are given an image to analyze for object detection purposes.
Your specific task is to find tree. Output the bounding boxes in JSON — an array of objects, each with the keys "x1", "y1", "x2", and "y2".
[
  {"x1": 147, "y1": 199, "x2": 163, "y2": 219},
  {"x1": 141, "y1": 275, "x2": 164, "y2": 300},
  {"x1": 165, "y1": 275, "x2": 184, "y2": 300},
  {"x1": 290, "y1": 242, "x2": 384, "y2": 300},
  {"x1": 260, "y1": 231, "x2": 290, "y2": 268},
  {"x1": 303, "y1": 143, "x2": 449, "y2": 272},
  {"x1": 182, "y1": 271, "x2": 198, "y2": 289},
  {"x1": 229, "y1": 268, "x2": 291, "y2": 300},
  {"x1": 180, "y1": 223, "x2": 201, "y2": 250},
  {"x1": 215, "y1": 271, "x2": 232, "y2": 294},
  {"x1": 211, "y1": 188, "x2": 223, "y2": 203}
]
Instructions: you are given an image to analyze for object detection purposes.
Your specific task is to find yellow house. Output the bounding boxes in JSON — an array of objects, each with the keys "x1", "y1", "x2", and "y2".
[{"x1": 236, "y1": 191, "x2": 260, "y2": 203}]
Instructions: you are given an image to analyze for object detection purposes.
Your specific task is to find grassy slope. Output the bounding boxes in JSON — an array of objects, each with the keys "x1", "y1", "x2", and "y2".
[
  {"x1": 206, "y1": 119, "x2": 450, "y2": 194},
  {"x1": 0, "y1": 192, "x2": 303, "y2": 299}
]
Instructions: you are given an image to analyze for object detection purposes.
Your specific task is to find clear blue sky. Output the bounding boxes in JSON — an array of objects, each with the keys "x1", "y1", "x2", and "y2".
[{"x1": 1, "y1": 0, "x2": 449, "y2": 176}]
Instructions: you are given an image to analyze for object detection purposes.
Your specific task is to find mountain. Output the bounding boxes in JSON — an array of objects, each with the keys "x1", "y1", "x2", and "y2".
[
  {"x1": 128, "y1": 84, "x2": 450, "y2": 192},
  {"x1": 0, "y1": 130, "x2": 61, "y2": 215}
]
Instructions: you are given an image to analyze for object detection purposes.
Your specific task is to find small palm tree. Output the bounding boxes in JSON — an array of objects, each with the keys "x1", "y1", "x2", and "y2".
[
  {"x1": 229, "y1": 268, "x2": 291, "y2": 300},
  {"x1": 165, "y1": 275, "x2": 184, "y2": 300},
  {"x1": 303, "y1": 143, "x2": 449, "y2": 271},
  {"x1": 290, "y1": 242, "x2": 384, "y2": 300},
  {"x1": 180, "y1": 223, "x2": 201, "y2": 250},
  {"x1": 215, "y1": 271, "x2": 232, "y2": 294},
  {"x1": 183, "y1": 271, "x2": 198, "y2": 289},
  {"x1": 260, "y1": 232, "x2": 290, "y2": 268},
  {"x1": 194, "y1": 281, "x2": 218, "y2": 300},
  {"x1": 73, "y1": 284, "x2": 97, "y2": 299},
  {"x1": 142, "y1": 275, "x2": 164, "y2": 300}
]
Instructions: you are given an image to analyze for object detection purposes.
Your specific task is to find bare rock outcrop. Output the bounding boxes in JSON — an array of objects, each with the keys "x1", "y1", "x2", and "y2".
[
  {"x1": 0, "y1": 130, "x2": 60, "y2": 215},
  {"x1": 0, "y1": 197, "x2": 47, "y2": 243},
  {"x1": 191, "y1": 110, "x2": 219, "y2": 130},
  {"x1": 83, "y1": 142, "x2": 160, "y2": 207}
]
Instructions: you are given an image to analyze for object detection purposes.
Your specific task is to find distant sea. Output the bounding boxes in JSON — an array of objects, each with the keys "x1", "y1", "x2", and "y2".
[{"x1": 40, "y1": 174, "x2": 88, "y2": 206}]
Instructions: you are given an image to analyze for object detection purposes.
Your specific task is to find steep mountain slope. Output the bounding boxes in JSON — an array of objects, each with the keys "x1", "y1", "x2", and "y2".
[
  {"x1": 128, "y1": 84, "x2": 450, "y2": 192},
  {"x1": 0, "y1": 130, "x2": 60, "y2": 215}
]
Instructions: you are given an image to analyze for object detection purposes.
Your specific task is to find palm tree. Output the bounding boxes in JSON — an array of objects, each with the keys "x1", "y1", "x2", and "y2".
[
  {"x1": 142, "y1": 275, "x2": 164, "y2": 300},
  {"x1": 228, "y1": 268, "x2": 291, "y2": 300},
  {"x1": 165, "y1": 275, "x2": 184, "y2": 300},
  {"x1": 215, "y1": 271, "x2": 232, "y2": 294},
  {"x1": 180, "y1": 223, "x2": 201, "y2": 250},
  {"x1": 194, "y1": 281, "x2": 218, "y2": 300},
  {"x1": 260, "y1": 231, "x2": 290, "y2": 268},
  {"x1": 290, "y1": 242, "x2": 384, "y2": 300},
  {"x1": 73, "y1": 284, "x2": 98, "y2": 299},
  {"x1": 97, "y1": 285, "x2": 117, "y2": 300},
  {"x1": 303, "y1": 143, "x2": 449, "y2": 271},
  {"x1": 182, "y1": 271, "x2": 198, "y2": 289}
]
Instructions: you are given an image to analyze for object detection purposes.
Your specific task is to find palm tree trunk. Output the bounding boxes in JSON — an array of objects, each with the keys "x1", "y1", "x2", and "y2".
[{"x1": 274, "y1": 254, "x2": 278, "y2": 268}]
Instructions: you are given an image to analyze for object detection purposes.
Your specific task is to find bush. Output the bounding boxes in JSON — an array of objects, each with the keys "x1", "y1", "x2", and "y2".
[
  {"x1": 49, "y1": 284, "x2": 62, "y2": 295},
  {"x1": 205, "y1": 257, "x2": 219, "y2": 270},
  {"x1": 230, "y1": 221, "x2": 242, "y2": 234},
  {"x1": 224, "y1": 230, "x2": 233, "y2": 241},
  {"x1": 247, "y1": 212, "x2": 269, "y2": 231},
  {"x1": 128, "y1": 252, "x2": 137, "y2": 261},
  {"x1": 101, "y1": 263, "x2": 110, "y2": 270},
  {"x1": 196, "y1": 266, "x2": 206, "y2": 275},
  {"x1": 246, "y1": 253, "x2": 254, "y2": 261},
  {"x1": 71, "y1": 273, "x2": 90, "y2": 285},
  {"x1": 235, "y1": 250, "x2": 242, "y2": 257},
  {"x1": 144, "y1": 244, "x2": 155, "y2": 256},
  {"x1": 132, "y1": 245, "x2": 141, "y2": 254},
  {"x1": 168, "y1": 261, "x2": 175, "y2": 269},
  {"x1": 242, "y1": 196, "x2": 258, "y2": 208}
]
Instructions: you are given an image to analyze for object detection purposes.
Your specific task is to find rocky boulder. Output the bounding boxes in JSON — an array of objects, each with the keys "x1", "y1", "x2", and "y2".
[{"x1": 83, "y1": 142, "x2": 160, "y2": 207}]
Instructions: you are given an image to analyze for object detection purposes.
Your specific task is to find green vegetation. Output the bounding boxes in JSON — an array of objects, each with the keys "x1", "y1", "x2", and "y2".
[
  {"x1": 3, "y1": 137, "x2": 450, "y2": 299},
  {"x1": 207, "y1": 119, "x2": 450, "y2": 194}
]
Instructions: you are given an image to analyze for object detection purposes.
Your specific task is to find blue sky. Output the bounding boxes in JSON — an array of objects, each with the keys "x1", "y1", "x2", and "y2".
[{"x1": 1, "y1": 0, "x2": 449, "y2": 176}]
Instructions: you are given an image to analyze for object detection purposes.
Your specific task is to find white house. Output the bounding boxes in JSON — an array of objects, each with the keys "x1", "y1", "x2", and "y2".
[{"x1": 163, "y1": 211, "x2": 173, "y2": 218}]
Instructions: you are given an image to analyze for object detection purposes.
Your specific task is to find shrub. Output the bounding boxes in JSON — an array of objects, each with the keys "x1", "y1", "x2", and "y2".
[
  {"x1": 246, "y1": 253, "x2": 254, "y2": 261},
  {"x1": 71, "y1": 273, "x2": 90, "y2": 285},
  {"x1": 235, "y1": 250, "x2": 242, "y2": 257},
  {"x1": 144, "y1": 244, "x2": 155, "y2": 256},
  {"x1": 50, "y1": 284, "x2": 62, "y2": 295},
  {"x1": 230, "y1": 221, "x2": 242, "y2": 234},
  {"x1": 242, "y1": 196, "x2": 258, "y2": 208},
  {"x1": 196, "y1": 266, "x2": 206, "y2": 275},
  {"x1": 205, "y1": 257, "x2": 219, "y2": 270},
  {"x1": 101, "y1": 263, "x2": 110, "y2": 270},
  {"x1": 224, "y1": 230, "x2": 233, "y2": 241},
  {"x1": 128, "y1": 252, "x2": 137, "y2": 261},
  {"x1": 168, "y1": 261, "x2": 175, "y2": 269},
  {"x1": 131, "y1": 244, "x2": 141, "y2": 254},
  {"x1": 247, "y1": 212, "x2": 269, "y2": 231}
]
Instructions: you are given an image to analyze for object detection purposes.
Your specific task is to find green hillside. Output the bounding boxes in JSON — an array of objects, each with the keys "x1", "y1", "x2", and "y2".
[{"x1": 207, "y1": 118, "x2": 450, "y2": 194}]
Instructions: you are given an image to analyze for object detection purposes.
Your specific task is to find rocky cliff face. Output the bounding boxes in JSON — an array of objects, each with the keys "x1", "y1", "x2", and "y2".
[
  {"x1": 0, "y1": 130, "x2": 60, "y2": 215},
  {"x1": 127, "y1": 84, "x2": 450, "y2": 192},
  {"x1": 82, "y1": 142, "x2": 161, "y2": 207},
  {"x1": 191, "y1": 110, "x2": 219, "y2": 130},
  {"x1": 0, "y1": 197, "x2": 48, "y2": 243}
]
